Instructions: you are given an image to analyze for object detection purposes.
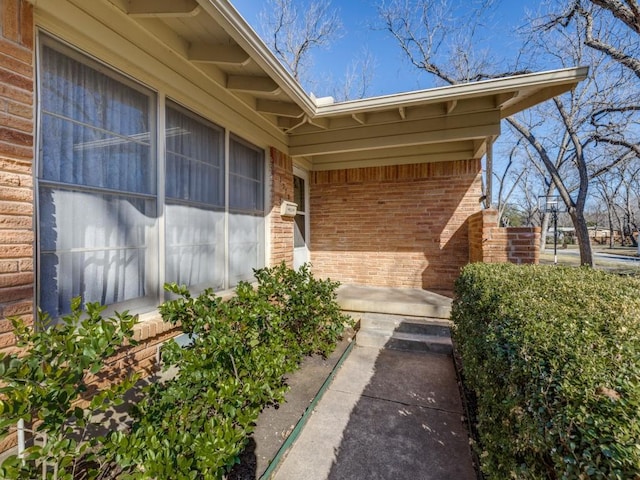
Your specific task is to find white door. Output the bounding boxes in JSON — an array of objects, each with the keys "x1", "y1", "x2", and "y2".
[{"x1": 293, "y1": 168, "x2": 309, "y2": 269}]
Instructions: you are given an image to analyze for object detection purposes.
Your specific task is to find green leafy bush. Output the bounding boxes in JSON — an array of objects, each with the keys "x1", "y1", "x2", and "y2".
[
  {"x1": 452, "y1": 263, "x2": 640, "y2": 479},
  {"x1": 110, "y1": 262, "x2": 351, "y2": 479},
  {"x1": 0, "y1": 299, "x2": 137, "y2": 480}
]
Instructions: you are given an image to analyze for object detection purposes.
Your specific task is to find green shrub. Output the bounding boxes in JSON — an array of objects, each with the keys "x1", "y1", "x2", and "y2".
[
  {"x1": 452, "y1": 263, "x2": 640, "y2": 479},
  {"x1": 0, "y1": 299, "x2": 137, "y2": 480},
  {"x1": 110, "y1": 262, "x2": 352, "y2": 479}
]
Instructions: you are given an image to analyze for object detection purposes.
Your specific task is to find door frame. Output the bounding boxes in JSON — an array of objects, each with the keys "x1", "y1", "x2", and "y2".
[{"x1": 293, "y1": 166, "x2": 310, "y2": 269}]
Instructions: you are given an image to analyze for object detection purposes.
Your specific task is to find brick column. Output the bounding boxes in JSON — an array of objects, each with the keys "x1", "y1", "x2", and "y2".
[
  {"x1": 0, "y1": 0, "x2": 34, "y2": 354},
  {"x1": 468, "y1": 209, "x2": 540, "y2": 265},
  {"x1": 269, "y1": 147, "x2": 294, "y2": 267}
]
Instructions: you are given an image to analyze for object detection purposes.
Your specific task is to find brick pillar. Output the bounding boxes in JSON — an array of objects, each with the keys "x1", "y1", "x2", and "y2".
[
  {"x1": 505, "y1": 227, "x2": 541, "y2": 264},
  {"x1": 269, "y1": 147, "x2": 294, "y2": 267},
  {"x1": 0, "y1": 0, "x2": 34, "y2": 353},
  {"x1": 468, "y1": 209, "x2": 540, "y2": 265}
]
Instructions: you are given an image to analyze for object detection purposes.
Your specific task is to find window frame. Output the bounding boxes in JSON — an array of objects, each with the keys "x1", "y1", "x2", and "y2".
[{"x1": 35, "y1": 33, "x2": 268, "y2": 319}]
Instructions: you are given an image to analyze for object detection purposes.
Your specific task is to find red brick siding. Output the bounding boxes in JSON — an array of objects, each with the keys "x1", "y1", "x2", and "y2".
[
  {"x1": 310, "y1": 159, "x2": 483, "y2": 293},
  {"x1": 468, "y1": 209, "x2": 540, "y2": 264},
  {"x1": 0, "y1": 0, "x2": 33, "y2": 453},
  {"x1": 0, "y1": 0, "x2": 34, "y2": 358},
  {"x1": 269, "y1": 147, "x2": 294, "y2": 267}
]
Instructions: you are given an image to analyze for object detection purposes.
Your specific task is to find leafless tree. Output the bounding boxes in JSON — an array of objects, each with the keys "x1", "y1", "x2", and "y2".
[
  {"x1": 541, "y1": 1, "x2": 640, "y2": 163},
  {"x1": 259, "y1": 0, "x2": 343, "y2": 88},
  {"x1": 260, "y1": 0, "x2": 377, "y2": 99},
  {"x1": 593, "y1": 163, "x2": 626, "y2": 247},
  {"x1": 333, "y1": 48, "x2": 376, "y2": 101},
  {"x1": 378, "y1": 0, "x2": 530, "y2": 84},
  {"x1": 542, "y1": 0, "x2": 640, "y2": 78},
  {"x1": 379, "y1": 0, "x2": 639, "y2": 266},
  {"x1": 494, "y1": 139, "x2": 527, "y2": 227}
]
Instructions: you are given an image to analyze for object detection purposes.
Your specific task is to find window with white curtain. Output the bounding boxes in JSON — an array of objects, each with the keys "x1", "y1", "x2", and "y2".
[
  {"x1": 228, "y1": 136, "x2": 265, "y2": 286},
  {"x1": 165, "y1": 102, "x2": 225, "y2": 291},
  {"x1": 37, "y1": 35, "x2": 266, "y2": 318}
]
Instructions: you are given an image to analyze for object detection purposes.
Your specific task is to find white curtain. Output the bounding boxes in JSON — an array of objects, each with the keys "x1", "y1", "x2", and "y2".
[
  {"x1": 38, "y1": 38, "x2": 267, "y2": 317},
  {"x1": 165, "y1": 104, "x2": 225, "y2": 290},
  {"x1": 38, "y1": 41, "x2": 156, "y2": 317},
  {"x1": 228, "y1": 137, "x2": 265, "y2": 285}
]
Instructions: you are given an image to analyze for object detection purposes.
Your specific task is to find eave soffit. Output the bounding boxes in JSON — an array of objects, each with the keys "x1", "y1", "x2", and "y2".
[{"x1": 70, "y1": 0, "x2": 588, "y2": 160}]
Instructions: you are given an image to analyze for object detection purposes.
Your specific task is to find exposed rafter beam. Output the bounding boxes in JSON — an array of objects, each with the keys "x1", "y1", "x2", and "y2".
[
  {"x1": 352, "y1": 113, "x2": 366, "y2": 125},
  {"x1": 307, "y1": 116, "x2": 329, "y2": 130},
  {"x1": 278, "y1": 116, "x2": 309, "y2": 133},
  {"x1": 501, "y1": 84, "x2": 570, "y2": 118},
  {"x1": 494, "y1": 92, "x2": 518, "y2": 108},
  {"x1": 227, "y1": 75, "x2": 281, "y2": 94},
  {"x1": 127, "y1": 0, "x2": 200, "y2": 17},
  {"x1": 472, "y1": 139, "x2": 486, "y2": 158},
  {"x1": 289, "y1": 111, "x2": 501, "y2": 157},
  {"x1": 256, "y1": 100, "x2": 304, "y2": 118},
  {"x1": 188, "y1": 43, "x2": 250, "y2": 65}
]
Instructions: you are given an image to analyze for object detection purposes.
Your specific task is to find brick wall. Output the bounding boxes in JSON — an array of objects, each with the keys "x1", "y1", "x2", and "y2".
[
  {"x1": 0, "y1": 0, "x2": 34, "y2": 453},
  {"x1": 0, "y1": 0, "x2": 34, "y2": 356},
  {"x1": 269, "y1": 147, "x2": 294, "y2": 267},
  {"x1": 310, "y1": 159, "x2": 482, "y2": 294},
  {"x1": 469, "y1": 209, "x2": 540, "y2": 264}
]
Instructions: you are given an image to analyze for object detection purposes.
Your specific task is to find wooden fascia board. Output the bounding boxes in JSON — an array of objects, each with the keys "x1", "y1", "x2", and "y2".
[
  {"x1": 312, "y1": 67, "x2": 588, "y2": 118},
  {"x1": 127, "y1": 0, "x2": 201, "y2": 17},
  {"x1": 289, "y1": 111, "x2": 501, "y2": 157}
]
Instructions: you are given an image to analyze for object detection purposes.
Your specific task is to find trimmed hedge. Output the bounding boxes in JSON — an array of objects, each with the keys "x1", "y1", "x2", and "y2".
[
  {"x1": 452, "y1": 263, "x2": 640, "y2": 479},
  {"x1": 108, "y1": 262, "x2": 352, "y2": 479}
]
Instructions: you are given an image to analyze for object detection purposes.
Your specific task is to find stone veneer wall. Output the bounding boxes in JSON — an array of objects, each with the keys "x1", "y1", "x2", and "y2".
[
  {"x1": 309, "y1": 159, "x2": 483, "y2": 294},
  {"x1": 468, "y1": 209, "x2": 540, "y2": 264}
]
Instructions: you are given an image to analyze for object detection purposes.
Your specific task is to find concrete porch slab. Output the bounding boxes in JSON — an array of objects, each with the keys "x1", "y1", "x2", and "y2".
[{"x1": 337, "y1": 284, "x2": 452, "y2": 319}]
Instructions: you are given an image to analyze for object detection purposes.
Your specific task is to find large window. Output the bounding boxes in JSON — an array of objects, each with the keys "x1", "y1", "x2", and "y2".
[
  {"x1": 228, "y1": 136, "x2": 265, "y2": 285},
  {"x1": 37, "y1": 36, "x2": 266, "y2": 318},
  {"x1": 165, "y1": 103, "x2": 225, "y2": 291}
]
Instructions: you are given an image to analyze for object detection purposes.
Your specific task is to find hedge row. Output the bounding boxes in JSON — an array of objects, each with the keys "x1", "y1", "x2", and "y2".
[
  {"x1": 1, "y1": 263, "x2": 352, "y2": 480},
  {"x1": 452, "y1": 263, "x2": 640, "y2": 479}
]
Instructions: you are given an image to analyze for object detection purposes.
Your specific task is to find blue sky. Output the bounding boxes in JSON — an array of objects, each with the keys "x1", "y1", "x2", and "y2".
[{"x1": 230, "y1": 0, "x2": 543, "y2": 97}]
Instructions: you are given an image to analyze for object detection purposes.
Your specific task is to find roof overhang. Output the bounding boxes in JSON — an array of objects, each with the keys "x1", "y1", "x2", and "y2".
[
  {"x1": 40, "y1": 0, "x2": 589, "y2": 170},
  {"x1": 286, "y1": 67, "x2": 588, "y2": 168}
]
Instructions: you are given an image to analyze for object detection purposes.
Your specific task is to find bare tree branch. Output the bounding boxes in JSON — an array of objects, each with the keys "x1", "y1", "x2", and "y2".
[
  {"x1": 260, "y1": 0, "x2": 342, "y2": 84},
  {"x1": 589, "y1": 0, "x2": 640, "y2": 34},
  {"x1": 540, "y1": 0, "x2": 640, "y2": 78}
]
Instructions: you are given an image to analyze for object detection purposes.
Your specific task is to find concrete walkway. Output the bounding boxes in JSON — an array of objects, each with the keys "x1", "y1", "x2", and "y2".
[{"x1": 271, "y1": 343, "x2": 476, "y2": 479}]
